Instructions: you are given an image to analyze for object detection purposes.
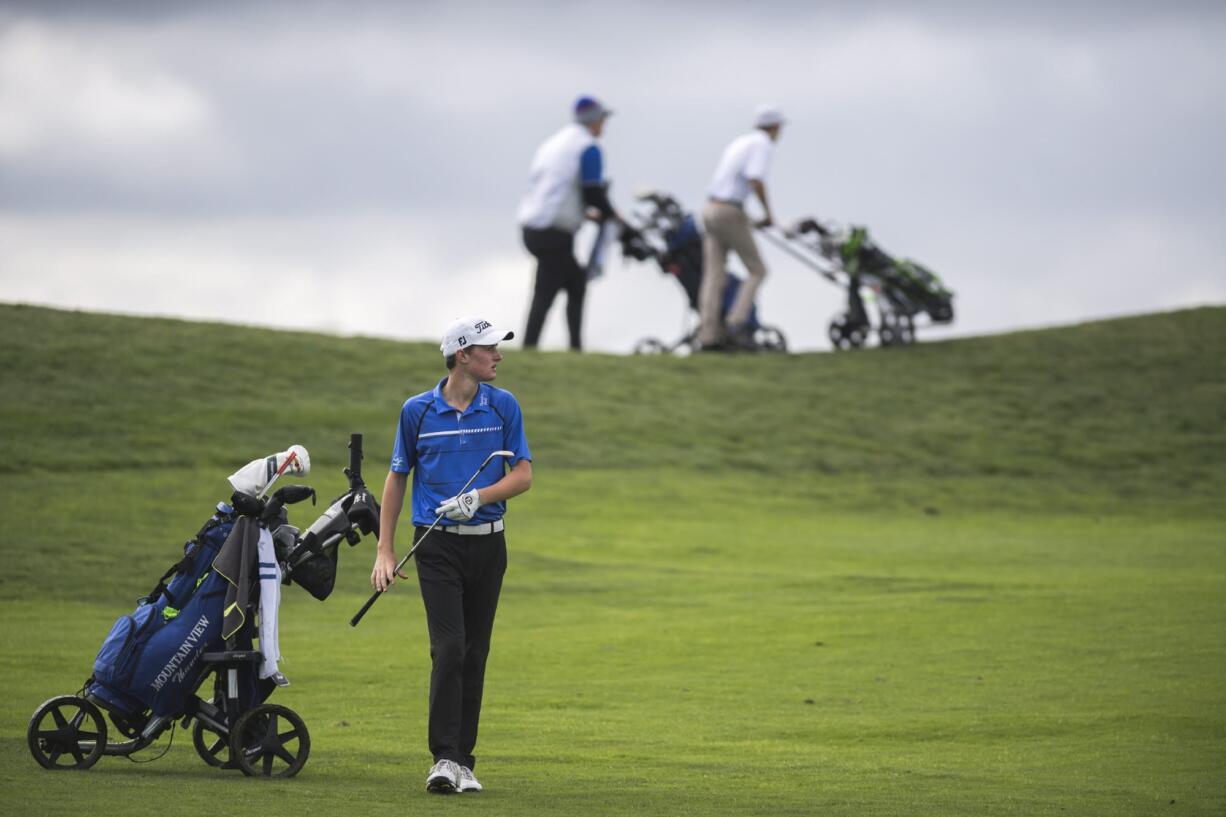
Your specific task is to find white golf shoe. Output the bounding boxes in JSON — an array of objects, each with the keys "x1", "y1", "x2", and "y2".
[
  {"x1": 426, "y1": 759, "x2": 460, "y2": 794},
  {"x1": 458, "y1": 765, "x2": 482, "y2": 793}
]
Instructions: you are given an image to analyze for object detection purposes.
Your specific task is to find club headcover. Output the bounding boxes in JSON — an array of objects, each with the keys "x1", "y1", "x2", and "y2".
[{"x1": 228, "y1": 445, "x2": 311, "y2": 496}]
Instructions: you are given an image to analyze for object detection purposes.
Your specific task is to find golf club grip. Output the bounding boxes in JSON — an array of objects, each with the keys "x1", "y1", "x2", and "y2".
[{"x1": 350, "y1": 589, "x2": 381, "y2": 627}]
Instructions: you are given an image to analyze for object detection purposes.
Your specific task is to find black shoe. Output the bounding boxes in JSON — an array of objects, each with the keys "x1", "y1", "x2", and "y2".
[
  {"x1": 698, "y1": 339, "x2": 737, "y2": 353},
  {"x1": 727, "y1": 324, "x2": 758, "y2": 350}
]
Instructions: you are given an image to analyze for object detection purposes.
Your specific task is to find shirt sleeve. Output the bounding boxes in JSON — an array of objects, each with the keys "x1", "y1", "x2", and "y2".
[
  {"x1": 743, "y1": 138, "x2": 774, "y2": 182},
  {"x1": 390, "y1": 402, "x2": 418, "y2": 474},
  {"x1": 500, "y1": 395, "x2": 532, "y2": 465},
  {"x1": 579, "y1": 144, "x2": 604, "y2": 186}
]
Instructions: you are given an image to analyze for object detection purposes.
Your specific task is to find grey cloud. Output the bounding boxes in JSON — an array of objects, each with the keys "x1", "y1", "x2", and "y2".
[{"x1": 1, "y1": 0, "x2": 1223, "y2": 351}]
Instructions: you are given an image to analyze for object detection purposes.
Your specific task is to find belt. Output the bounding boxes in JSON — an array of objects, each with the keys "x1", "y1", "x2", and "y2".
[
  {"x1": 436, "y1": 519, "x2": 504, "y2": 536},
  {"x1": 708, "y1": 197, "x2": 744, "y2": 208}
]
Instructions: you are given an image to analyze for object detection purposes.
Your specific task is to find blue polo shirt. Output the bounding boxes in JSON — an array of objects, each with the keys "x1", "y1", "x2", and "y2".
[{"x1": 390, "y1": 378, "x2": 532, "y2": 527}]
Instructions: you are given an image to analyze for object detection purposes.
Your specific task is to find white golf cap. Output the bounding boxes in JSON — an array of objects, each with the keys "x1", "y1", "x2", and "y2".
[
  {"x1": 753, "y1": 103, "x2": 786, "y2": 129},
  {"x1": 441, "y1": 316, "x2": 515, "y2": 357}
]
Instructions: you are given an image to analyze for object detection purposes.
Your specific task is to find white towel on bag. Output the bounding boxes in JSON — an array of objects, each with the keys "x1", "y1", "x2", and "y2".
[{"x1": 256, "y1": 528, "x2": 282, "y2": 680}]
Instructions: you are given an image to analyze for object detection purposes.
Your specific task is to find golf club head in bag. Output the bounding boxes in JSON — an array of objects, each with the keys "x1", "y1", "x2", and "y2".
[
  {"x1": 259, "y1": 483, "x2": 318, "y2": 528},
  {"x1": 227, "y1": 445, "x2": 310, "y2": 498}
]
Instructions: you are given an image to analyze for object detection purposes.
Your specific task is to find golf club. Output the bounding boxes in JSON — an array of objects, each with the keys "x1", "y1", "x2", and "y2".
[{"x1": 349, "y1": 449, "x2": 515, "y2": 627}]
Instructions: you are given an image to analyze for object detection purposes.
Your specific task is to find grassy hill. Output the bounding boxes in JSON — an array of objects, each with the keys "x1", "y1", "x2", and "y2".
[
  {"x1": 2, "y1": 302, "x2": 1222, "y2": 496},
  {"x1": 0, "y1": 303, "x2": 1223, "y2": 816}
]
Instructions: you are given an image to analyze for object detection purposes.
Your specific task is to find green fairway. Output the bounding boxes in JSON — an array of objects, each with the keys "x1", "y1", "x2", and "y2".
[{"x1": 1, "y1": 304, "x2": 1223, "y2": 816}]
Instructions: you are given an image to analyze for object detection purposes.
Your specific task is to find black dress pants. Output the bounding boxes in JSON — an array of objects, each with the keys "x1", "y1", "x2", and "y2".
[
  {"x1": 522, "y1": 226, "x2": 586, "y2": 350},
  {"x1": 413, "y1": 526, "x2": 507, "y2": 770}
]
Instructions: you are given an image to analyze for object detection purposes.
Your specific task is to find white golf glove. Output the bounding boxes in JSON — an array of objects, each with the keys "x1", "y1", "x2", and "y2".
[
  {"x1": 435, "y1": 489, "x2": 481, "y2": 522},
  {"x1": 228, "y1": 445, "x2": 310, "y2": 497}
]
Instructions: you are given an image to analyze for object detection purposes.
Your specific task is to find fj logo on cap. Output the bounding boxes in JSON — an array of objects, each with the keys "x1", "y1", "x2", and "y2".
[{"x1": 457, "y1": 336, "x2": 467, "y2": 347}]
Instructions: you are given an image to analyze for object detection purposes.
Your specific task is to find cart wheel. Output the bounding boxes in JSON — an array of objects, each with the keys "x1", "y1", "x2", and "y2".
[
  {"x1": 898, "y1": 315, "x2": 916, "y2": 345},
  {"x1": 28, "y1": 695, "x2": 108, "y2": 770},
  {"x1": 827, "y1": 319, "x2": 846, "y2": 349},
  {"x1": 633, "y1": 338, "x2": 667, "y2": 355},
  {"x1": 755, "y1": 325, "x2": 788, "y2": 352},
  {"x1": 828, "y1": 316, "x2": 866, "y2": 351},
  {"x1": 192, "y1": 720, "x2": 231, "y2": 768},
  {"x1": 230, "y1": 704, "x2": 310, "y2": 778},
  {"x1": 879, "y1": 314, "x2": 914, "y2": 348}
]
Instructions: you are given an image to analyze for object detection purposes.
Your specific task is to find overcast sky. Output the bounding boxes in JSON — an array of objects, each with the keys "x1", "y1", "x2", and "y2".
[{"x1": 1, "y1": 1, "x2": 1223, "y2": 352}]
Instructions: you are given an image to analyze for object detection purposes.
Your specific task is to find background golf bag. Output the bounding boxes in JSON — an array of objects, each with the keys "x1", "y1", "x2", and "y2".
[
  {"x1": 621, "y1": 191, "x2": 786, "y2": 354},
  {"x1": 787, "y1": 219, "x2": 955, "y2": 350}
]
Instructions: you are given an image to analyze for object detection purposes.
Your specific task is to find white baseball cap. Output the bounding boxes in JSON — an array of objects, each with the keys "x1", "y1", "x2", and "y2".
[
  {"x1": 753, "y1": 103, "x2": 786, "y2": 129},
  {"x1": 440, "y1": 316, "x2": 515, "y2": 357}
]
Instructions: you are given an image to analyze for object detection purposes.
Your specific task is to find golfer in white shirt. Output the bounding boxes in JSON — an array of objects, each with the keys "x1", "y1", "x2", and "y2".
[{"x1": 698, "y1": 104, "x2": 785, "y2": 350}]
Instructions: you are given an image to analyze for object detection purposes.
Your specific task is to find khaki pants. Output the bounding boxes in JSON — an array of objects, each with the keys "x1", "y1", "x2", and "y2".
[{"x1": 699, "y1": 201, "x2": 767, "y2": 345}]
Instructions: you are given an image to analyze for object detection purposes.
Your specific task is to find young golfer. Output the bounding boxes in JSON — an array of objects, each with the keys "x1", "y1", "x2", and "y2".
[{"x1": 371, "y1": 316, "x2": 532, "y2": 794}]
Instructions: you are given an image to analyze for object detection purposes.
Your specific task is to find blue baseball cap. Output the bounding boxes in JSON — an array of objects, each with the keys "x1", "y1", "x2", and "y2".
[{"x1": 574, "y1": 95, "x2": 613, "y2": 125}]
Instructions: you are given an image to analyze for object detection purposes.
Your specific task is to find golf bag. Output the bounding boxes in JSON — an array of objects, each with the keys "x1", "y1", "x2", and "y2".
[
  {"x1": 620, "y1": 191, "x2": 786, "y2": 354},
  {"x1": 88, "y1": 505, "x2": 242, "y2": 720},
  {"x1": 29, "y1": 434, "x2": 381, "y2": 778},
  {"x1": 765, "y1": 219, "x2": 955, "y2": 350}
]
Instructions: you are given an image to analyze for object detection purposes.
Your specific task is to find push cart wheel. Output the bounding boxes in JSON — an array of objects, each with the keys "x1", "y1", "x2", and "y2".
[
  {"x1": 754, "y1": 325, "x2": 788, "y2": 353},
  {"x1": 898, "y1": 316, "x2": 916, "y2": 345},
  {"x1": 230, "y1": 704, "x2": 310, "y2": 778},
  {"x1": 192, "y1": 720, "x2": 231, "y2": 767},
  {"x1": 878, "y1": 314, "x2": 915, "y2": 348},
  {"x1": 828, "y1": 316, "x2": 866, "y2": 351},
  {"x1": 28, "y1": 695, "x2": 108, "y2": 770},
  {"x1": 633, "y1": 338, "x2": 668, "y2": 355}
]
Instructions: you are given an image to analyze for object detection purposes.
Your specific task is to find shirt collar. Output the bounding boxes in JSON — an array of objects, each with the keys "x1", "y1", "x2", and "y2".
[{"x1": 432, "y1": 377, "x2": 491, "y2": 417}]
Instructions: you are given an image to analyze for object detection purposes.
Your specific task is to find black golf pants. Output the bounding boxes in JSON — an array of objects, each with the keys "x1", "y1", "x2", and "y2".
[
  {"x1": 522, "y1": 226, "x2": 586, "y2": 350},
  {"x1": 413, "y1": 526, "x2": 507, "y2": 770}
]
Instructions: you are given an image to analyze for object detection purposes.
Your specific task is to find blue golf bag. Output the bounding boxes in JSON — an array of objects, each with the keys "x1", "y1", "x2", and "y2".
[
  {"x1": 621, "y1": 191, "x2": 787, "y2": 353},
  {"x1": 87, "y1": 504, "x2": 249, "y2": 719}
]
